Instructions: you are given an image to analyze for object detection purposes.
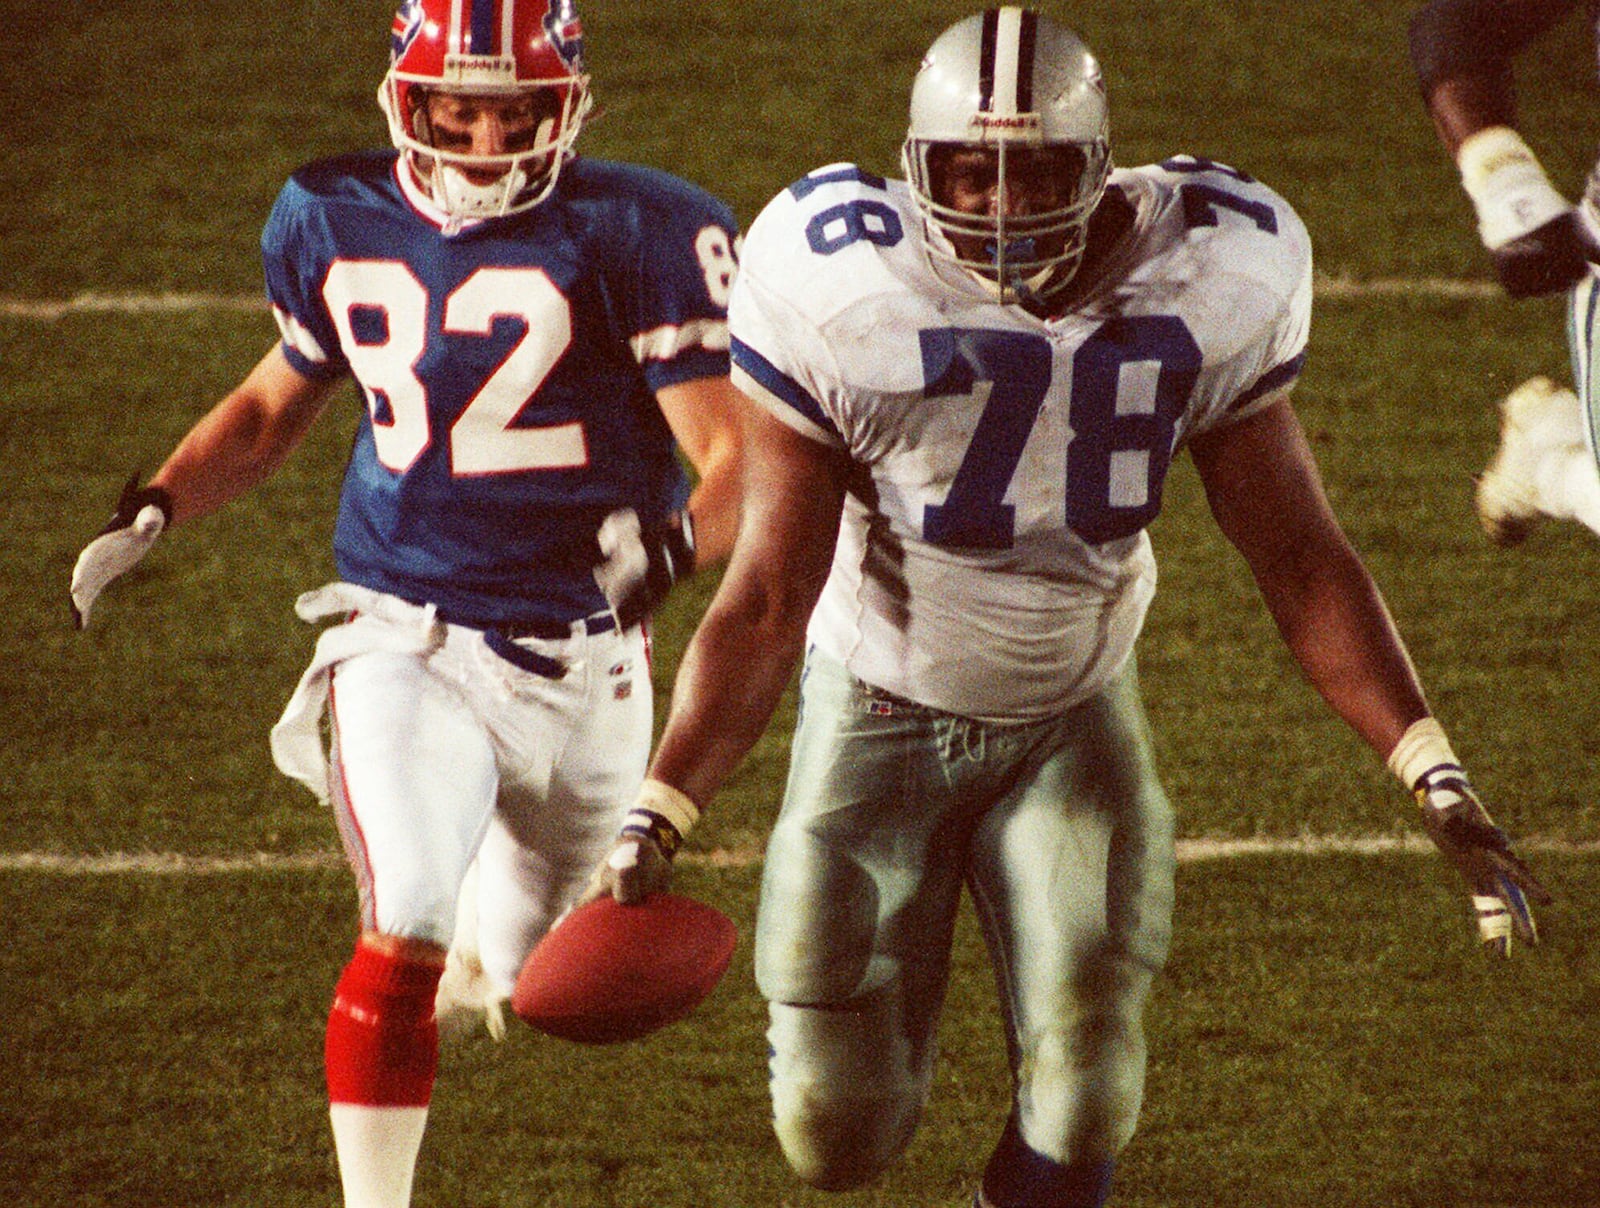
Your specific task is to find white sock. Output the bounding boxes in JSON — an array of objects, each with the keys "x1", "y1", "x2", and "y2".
[{"x1": 329, "y1": 1103, "x2": 430, "y2": 1208}]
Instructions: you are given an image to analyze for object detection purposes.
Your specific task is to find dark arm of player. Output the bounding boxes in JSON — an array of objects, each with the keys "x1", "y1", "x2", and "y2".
[
  {"x1": 1193, "y1": 393, "x2": 1552, "y2": 951},
  {"x1": 1410, "y1": 0, "x2": 1592, "y2": 296},
  {"x1": 1408, "y1": 0, "x2": 1568, "y2": 150},
  {"x1": 647, "y1": 397, "x2": 849, "y2": 807},
  {"x1": 1409, "y1": 0, "x2": 1573, "y2": 153},
  {"x1": 1188, "y1": 396, "x2": 1431, "y2": 759}
]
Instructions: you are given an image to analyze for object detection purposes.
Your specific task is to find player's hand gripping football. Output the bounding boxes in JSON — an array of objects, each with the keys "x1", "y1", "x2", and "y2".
[
  {"x1": 1414, "y1": 765, "x2": 1552, "y2": 957},
  {"x1": 69, "y1": 474, "x2": 174, "y2": 629},
  {"x1": 592, "y1": 507, "x2": 695, "y2": 630},
  {"x1": 580, "y1": 780, "x2": 701, "y2": 907}
]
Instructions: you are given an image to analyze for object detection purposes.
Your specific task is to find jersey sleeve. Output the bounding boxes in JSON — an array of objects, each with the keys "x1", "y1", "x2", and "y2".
[
  {"x1": 613, "y1": 174, "x2": 740, "y2": 393},
  {"x1": 261, "y1": 176, "x2": 348, "y2": 383},
  {"x1": 1157, "y1": 160, "x2": 1313, "y2": 444},
  {"x1": 727, "y1": 169, "x2": 881, "y2": 449}
]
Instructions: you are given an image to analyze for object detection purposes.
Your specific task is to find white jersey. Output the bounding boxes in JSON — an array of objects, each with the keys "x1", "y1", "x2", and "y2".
[{"x1": 729, "y1": 158, "x2": 1312, "y2": 722}]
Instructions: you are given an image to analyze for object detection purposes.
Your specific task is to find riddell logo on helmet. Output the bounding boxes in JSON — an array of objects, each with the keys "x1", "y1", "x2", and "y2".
[
  {"x1": 974, "y1": 114, "x2": 1041, "y2": 130},
  {"x1": 442, "y1": 54, "x2": 517, "y2": 85}
]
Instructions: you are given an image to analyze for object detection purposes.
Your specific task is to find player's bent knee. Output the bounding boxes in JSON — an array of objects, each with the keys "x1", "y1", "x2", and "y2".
[
  {"x1": 772, "y1": 1083, "x2": 919, "y2": 1190},
  {"x1": 767, "y1": 998, "x2": 931, "y2": 1190}
]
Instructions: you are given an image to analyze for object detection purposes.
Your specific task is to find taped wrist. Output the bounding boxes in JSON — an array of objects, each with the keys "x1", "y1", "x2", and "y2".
[
  {"x1": 1387, "y1": 716, "x2": 1462, "y2": 794},
  {"x1": 621, "y1": 778, "x2": 701, "y2": 859},
  {"x1": 1457, "y1": 126, "x2": 1572, "y2": 249}
]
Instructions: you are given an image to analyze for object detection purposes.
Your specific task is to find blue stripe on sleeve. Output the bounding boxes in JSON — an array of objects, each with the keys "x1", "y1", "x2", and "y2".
[
  {"x1": 1234, "y1": 349, "x2": 1307, "y2": 410},
  {"x1": 730, "y1": 336, "x2": 841, "y2": 442}
]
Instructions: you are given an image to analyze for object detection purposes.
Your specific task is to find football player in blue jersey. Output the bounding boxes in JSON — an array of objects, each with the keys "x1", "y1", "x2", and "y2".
[
  {"x1": 583, "y1": 9, "x2": 1551, "y2": 1208},
  {"x1": 1410, "y1": 0, "x2": 1600, "y2": 542},
  {"x1": 68, "y1": 1, "x2": 743, "y2": 1204}
]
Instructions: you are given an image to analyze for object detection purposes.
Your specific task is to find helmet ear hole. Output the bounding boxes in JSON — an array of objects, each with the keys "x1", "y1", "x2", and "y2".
[{"x1": 408, "y1": 89, "x2": 433, "y2": 145}]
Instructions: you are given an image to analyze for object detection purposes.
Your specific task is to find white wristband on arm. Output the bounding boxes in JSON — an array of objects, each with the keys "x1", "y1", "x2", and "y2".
[
  {"x1": 627, "y1": 777, "x2": 701, "y2": 842},
  {"x1": 1457, "y1": 126, "x2": 1573, "y2": 250},
  {"x1": 1385, "y1": 717, "x2": 1461, "y2": 792}
]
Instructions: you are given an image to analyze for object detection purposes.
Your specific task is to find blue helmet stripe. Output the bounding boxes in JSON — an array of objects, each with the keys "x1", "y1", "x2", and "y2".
[
  {"x1": 978, "y1": 9, "x2": 998, "y2": 111},
  {"x1": 469, "y1": 0, "x2": 497, "y2": 55}
]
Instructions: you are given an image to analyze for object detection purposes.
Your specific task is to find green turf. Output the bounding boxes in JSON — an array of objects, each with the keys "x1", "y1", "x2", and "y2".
[
  {"x1": 2, "y1": 860, "x2": 1596, "y2": 1207},
  {"x1": 7, "y1": 0, "x2": 1600, "y2": 1205}
]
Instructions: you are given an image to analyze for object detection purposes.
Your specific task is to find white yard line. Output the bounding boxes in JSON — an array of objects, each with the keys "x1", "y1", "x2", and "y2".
[
  {"x1": 0, "y1": 272, "x2": 1564, "y2": 877},
  {"x1": 3, "y1": 835, "x2": 1596, "y2": 875},
  {"x1": 0, "y1": 275, "x2": 1503, "y2": 321}
]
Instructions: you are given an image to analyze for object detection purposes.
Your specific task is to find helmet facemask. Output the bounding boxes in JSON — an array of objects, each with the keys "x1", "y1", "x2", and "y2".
[
  {"x1": 904, "y1": 136, "x2": 1109, "y2": 306},
  {"x1": 381, "y1": 0, "x2": 592, "y2": 227},
  {"x1": 382, "y1": 75, "x2": 590, "y2": 223},
  {"x1": 901, "y1": 7, "x2": 1112, "y2": 306}
]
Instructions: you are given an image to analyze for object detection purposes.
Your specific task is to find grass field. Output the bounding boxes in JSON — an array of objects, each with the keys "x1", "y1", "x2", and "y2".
[{"x1": 5, "y1": 1, "x2": 1600, "y2": 1205}]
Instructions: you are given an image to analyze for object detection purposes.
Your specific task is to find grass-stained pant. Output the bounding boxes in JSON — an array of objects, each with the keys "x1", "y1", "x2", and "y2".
[{"x1": 755, "y1": 647, "x2": 1175, "y2": 1193}]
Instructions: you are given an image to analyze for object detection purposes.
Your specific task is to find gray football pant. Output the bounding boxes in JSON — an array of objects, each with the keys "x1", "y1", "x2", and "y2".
[
  {"x1": 1571, "y1": 270, "x2": 1600, "y2": 464},
  {"x1": 755, "y1": 648, "x2": 1175, "y2": 1191}
]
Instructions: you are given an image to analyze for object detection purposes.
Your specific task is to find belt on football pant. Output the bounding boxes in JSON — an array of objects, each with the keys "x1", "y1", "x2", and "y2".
[{"x1": 478, "y1": 612, "x2": 618, "y2": 680}]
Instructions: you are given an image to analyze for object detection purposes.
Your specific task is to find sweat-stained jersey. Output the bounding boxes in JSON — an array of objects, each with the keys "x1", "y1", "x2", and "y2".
[
  {"x1": 263, "y1": 149, "x2": 738, "y2": 629},
  {"x1": 729, "y1": 157, "x2": 1310, "y2": 722}
]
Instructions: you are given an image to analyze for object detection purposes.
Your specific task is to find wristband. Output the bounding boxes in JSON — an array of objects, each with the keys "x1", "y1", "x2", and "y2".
[
  {"x1": 1457, "y1": 126, "x2": 1571, "y2": 250},
  {"x1": 623, "y1": 778, "x2": 701, "y2": 854},
  {"x1": 1386, "y1": 717, "x2": 1460, "y2": 793}
]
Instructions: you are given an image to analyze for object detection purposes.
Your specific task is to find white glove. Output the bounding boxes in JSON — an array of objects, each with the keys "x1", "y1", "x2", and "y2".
[
  {"x1": 1459, "y1": 126, "x2": 1572, "y2": 250},
  {"x1": 70, "y1": 475, "x2": 173, "y2": 628},
  {"x1": 592, "y1": 507, "x2": 695, "y2": 629}
]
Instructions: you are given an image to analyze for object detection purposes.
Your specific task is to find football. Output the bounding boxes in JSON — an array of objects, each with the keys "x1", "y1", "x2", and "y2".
[{"x1": 511, "y1": 893, "x2": 738, "y2": 1044}]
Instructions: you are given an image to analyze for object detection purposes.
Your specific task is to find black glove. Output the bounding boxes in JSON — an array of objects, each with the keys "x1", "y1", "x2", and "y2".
[
  {"x1": 1490, "y1": 210, "x2": 1595, "y2": 299},
  {"x1": 592, "y1": 507, "x2": 695, "y2": 629},
  {"x1": 1415, "y1": 764, "x2": 1553, "y2": 957},
  {"x1": 69, "y1": 474, "x2": 174, "y2": 629}
]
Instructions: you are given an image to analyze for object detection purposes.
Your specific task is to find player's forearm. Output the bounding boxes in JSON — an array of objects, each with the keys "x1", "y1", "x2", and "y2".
[
  {"x1": 1410, "y1": 0, "x2": 1573, "y2": 154},
  {"x1": 149, "y1": 350, "x2": 330, "y2": 526},
  {"x1": 1256, "y1": 542, "x2": 1431, "y2": 760},
  {"x1": 648, "y1": 592, "x2": 810, "y2": 806},
  {"x1": 684, "y1": 449, "x2": 743, "y2": 569},
  {"x1": 1422, "y1": 74, "x2": 1517, "y2": 158},
  {"x1": 150, "y1": 400, "x2": 290, "y2": 524}
]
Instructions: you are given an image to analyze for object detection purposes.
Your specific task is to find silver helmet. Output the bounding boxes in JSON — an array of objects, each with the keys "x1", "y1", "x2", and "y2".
[{"x1": 901, "y1": 7, "x2": 1111, "y2": 303}]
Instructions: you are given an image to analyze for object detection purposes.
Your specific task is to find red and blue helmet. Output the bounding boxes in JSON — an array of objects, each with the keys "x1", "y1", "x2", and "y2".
[{"x1": 381, "y1": 0, "x2": 592, "y2": 221}]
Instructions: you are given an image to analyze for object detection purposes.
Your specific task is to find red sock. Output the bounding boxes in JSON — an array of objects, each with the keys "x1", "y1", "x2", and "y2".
[{"x1": 325, "y1": 941, "x2": 443, "y2": 1108}]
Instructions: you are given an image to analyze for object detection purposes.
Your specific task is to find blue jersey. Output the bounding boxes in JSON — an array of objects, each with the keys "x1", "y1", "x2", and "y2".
[{"x1": 261, "y1": 150, "x2": 738, "y2": 627}]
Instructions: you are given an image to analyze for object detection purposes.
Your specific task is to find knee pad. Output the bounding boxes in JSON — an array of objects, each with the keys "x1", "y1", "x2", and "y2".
[
  {"x1": 767, "y1": 996, "x2": 933, "y2": 1191},
  {"x1": 1012, "y1": 956, "x2": 1155, "y2": 1169}
]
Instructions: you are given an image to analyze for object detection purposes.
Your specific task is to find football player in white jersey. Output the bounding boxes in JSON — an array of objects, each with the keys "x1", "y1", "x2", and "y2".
[
  {"x1": 584, "y1": 9, "x2": 1550, "y2": 1207},
  {"x1": 67, "y1": 1, "x2": 743, "y2": 1205},
  {"x1": 1410, "y1": 0, "x2": 1600, "y2": 542}
]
